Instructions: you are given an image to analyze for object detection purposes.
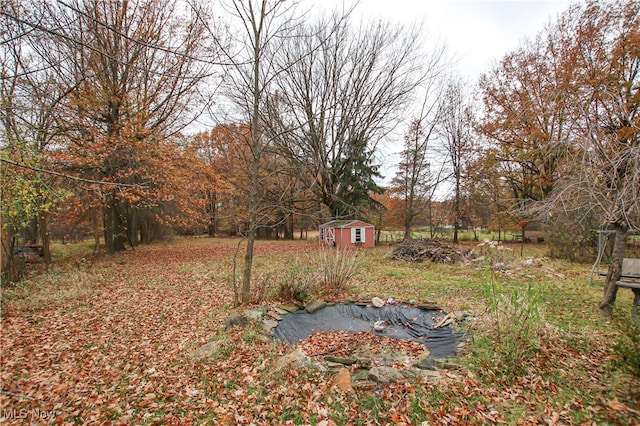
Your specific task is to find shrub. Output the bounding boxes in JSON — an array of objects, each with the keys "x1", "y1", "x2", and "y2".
[
  {"x1": 276, "y1": 261, "x2": 316, "y2": 303},
  {"x1": 312, "y1": 246, "x2": 359, "y2": 296},
  {"x1": 470, "y1": 271, "x2": 546, "y2": 381},
  {"x1": 271, "y1": 247, "x2": 359, "y2": 302},
  {"x1": 544, "y1": 210, "x2": 599, "y2": 263},
  {"x1": 251, "y1": 271, "x2": 276, "y2": 304}
]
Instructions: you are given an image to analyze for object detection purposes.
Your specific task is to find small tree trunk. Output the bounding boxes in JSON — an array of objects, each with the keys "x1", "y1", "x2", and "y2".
[
  {"x1": 128, "y1": 207, "x2": 138, "y2": 248},
  {"x1": 92, "y1": 206, "x2": 102, "y2": 255},
  {"x1": 599, "y1": 223, "x2": 628, "y2": 315},
  {"x1": 38, "y1": 212, "x2": 51, "y2": 265},
  {"x1": 242, "y1": 227, "x2": 255, "y2": 304},
  {"x1": 104, "y1": 197, "x2": 115, "y2": 255},
  {"x1": 114, "y1": 201, "x2": 127, "y2": 252}
]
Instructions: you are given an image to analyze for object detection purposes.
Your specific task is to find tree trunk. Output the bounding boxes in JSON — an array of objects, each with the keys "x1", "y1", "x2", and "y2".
[
  {"x1": 207, "y1": 190, "x2": 217, "y2": 237},
  {"x1": 114, "y1": 200, "x2": 127, "y2": 251},
  {"x1": 403, "y1": 210, "x2": 412, "y2": 240},
  {"x1": 128, "y1": 207, "x2": 138, "y2": 248},
  {"x1": 403, "y1": 195, "x2": 413, "y2": 240},
  {"x1": 38, "y1": 212, "x2": 51, "y2": 265},
  {"x1": 242, "y1": 226, "x2": 256, "y2": 304},
  {"x1": 599, "y1": 223, "x2": 628, "y2": 315},
  {"x1": 92, "y1": 206, "x2": 102, "y2": 255},
  {"x1": 104, "y1": 196, "x2": 115, "y2": 255},
  {"x1": 453, "y1": 171, "x2": 460, "y2": 244}
]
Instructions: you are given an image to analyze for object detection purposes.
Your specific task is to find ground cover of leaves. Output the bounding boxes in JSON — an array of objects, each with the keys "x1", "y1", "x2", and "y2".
[{"x1": 1, "y1": 238, "x2": 638, "y2": 425}]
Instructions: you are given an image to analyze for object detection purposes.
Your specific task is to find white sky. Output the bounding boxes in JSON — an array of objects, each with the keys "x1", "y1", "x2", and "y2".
[{"x1": 305, "y1": 0, "x2": 574, "y2": 80}]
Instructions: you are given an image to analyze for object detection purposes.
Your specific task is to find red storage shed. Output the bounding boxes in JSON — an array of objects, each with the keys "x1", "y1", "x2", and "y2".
[{"x1": 319, "y1": 220, "x2": 376, "y2": 249}]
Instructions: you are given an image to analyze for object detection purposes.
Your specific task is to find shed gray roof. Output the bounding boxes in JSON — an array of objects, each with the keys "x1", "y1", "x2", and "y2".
[{"x1": 319, "y1": 220, "x2": 374, "y2": 228}]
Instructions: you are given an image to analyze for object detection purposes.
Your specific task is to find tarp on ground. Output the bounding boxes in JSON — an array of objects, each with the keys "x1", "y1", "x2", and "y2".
[{"x1": 273, "y1": 304, "x2": 465, "y2": 359}]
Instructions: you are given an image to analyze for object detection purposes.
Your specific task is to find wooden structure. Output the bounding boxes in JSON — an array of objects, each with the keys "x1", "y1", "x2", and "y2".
[
  {"x1": 590, "y1": 229, "x2": 640, "y2": 282},
  {"x1": 319, "y1": 220, "x2": 375, "y2": 249},
  {"x1": 616, "y1": 258, "x2": 640, "y2": 307}
]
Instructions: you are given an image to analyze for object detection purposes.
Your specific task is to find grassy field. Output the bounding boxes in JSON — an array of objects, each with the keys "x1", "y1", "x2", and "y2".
[{"x1": 1, "y1": 237, "x2": 638, "y2": 425}]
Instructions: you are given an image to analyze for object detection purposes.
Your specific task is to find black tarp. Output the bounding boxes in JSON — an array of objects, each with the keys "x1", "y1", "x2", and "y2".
[{"x1": 273, "y1": 304, "x2": 465, "y2": 359}]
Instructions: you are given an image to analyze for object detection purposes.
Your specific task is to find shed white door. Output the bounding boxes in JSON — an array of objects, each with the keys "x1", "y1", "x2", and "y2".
[{"x1": 325, "y1": 227, "x2": 335, "y2": 245}]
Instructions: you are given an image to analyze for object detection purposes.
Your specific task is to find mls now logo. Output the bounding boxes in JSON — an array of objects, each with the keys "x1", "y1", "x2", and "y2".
[{"x1": 2, "y1": 408, "x2": 28, "y2": 419}]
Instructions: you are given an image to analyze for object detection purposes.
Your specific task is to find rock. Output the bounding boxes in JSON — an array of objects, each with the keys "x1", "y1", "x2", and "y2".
[
  {"x1": 415, "y1": 357, "x2": 462, "y2": 371},
  {"x1": 267, "y1": 310, "x2": 283, "y2": 321},
  {"x1": 325, "y1": 356, "x2": 358, "y2": 365},
  {"x1": 351, "y1": 370, "x2": 377, "y2": 390},
  {"x1": 326, "y1": 361, "x2": 346, "y2": 372},
  {"x1": 353, "y1": 380, "x2": 377, "y2": 391},
  {"x1": 333, "y1": 368, "x2": 353, "y2": 392},
  {"x1": 442, "y1": 362, "x2": 462, "y2": 370},
  {"x1": 279, "y1": 305, "x2": 300, "y2": 313},
  {"x1": 225, "y1": 313, "x2": 247, "y2": 330},
  {"x1": 187, "y1": 341, "x2": 220, "y2": 361},
  {"x1": 244, "y1": 309, "x2": 264, "y2": 321},
  {"x1": 274, "y1": 307, "x2": 290, "y2": 315},
  {"x1": 417, "y1": 303, "x2": 441, "y2": 311},
  {"x1": 351, "y1": 369, "x2": 370, "y2": 382},
  {"x1": 275, "y1": 347, "x2": 311, "y2": 371},
  {"x1": 373, "y1": 320, "x2": 386, "y2": 331},
  {"x1": 416, "y1": 358, "x2": 437, "y2": 370},
  {"x1": 417, "y1": 369, "x2": 444, "y2": 381},
  {"x1": 371, "y1": 297, "x2": 385, "y2": 308},
  {"x1": 305, "y1": 300, "x2": 326, "y2": 314},
  {"x1": 262, "y1": 319, "x2": 279, "y2": 333},
  {"x1": 492, "y1": 262, "x2": 507, "y2": 271},
  {"x1": 354, "y1": 357, "x2": 372, "y2": 368},
  {"x1": 368, "y1": 366, "x2": 404, "y2": 385}
]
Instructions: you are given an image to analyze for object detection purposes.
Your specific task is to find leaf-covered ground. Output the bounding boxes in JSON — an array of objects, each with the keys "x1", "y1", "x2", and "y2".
[{"x1": 1, "y1": 238, "x2": 638, "y2": 424}]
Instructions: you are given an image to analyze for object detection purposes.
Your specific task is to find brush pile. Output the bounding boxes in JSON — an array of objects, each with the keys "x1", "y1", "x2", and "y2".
[{"x1": 389, "y1": 238, "x2": 474, "y2": 264}]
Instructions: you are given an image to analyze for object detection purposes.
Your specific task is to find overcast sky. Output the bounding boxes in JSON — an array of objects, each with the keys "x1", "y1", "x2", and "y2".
[{"x1": 305, "y1": 0, "x2": 575, "y2": 80}]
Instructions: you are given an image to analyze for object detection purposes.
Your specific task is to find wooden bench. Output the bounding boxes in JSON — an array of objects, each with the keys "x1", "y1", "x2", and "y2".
[
  {"x1": 15, "y1": 244, "x2": 44, "y2": 262},
  {"x1": 509, "y1": 233, "x2": 530, "y2": 243},
  {"x1": 616, "y1": 258, "x2": 640, "y2": 306}
]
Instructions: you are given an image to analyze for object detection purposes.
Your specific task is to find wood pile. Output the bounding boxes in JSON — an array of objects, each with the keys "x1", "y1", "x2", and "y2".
[{"x1": 389, "y1": 239, "x2": 473, "y2": 263}]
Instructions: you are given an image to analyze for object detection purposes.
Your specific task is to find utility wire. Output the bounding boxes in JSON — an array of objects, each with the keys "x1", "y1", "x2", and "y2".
[{"x1": 1, "y1": 157, "x2": 149, "y2": 189}]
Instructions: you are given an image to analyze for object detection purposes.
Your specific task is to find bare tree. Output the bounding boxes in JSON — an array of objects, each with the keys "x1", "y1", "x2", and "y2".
[
  {"x1": 391, "y1": 99, "x2": 447, "y2": 241},
  {"x1": 439, "y1": 76, "x2": 476, "y2": 244},
  {"x1": 267, "y1": 14, "x2": 441, "y2": 220},
  {"x1": 214, "y1": 0, "x2": 309, "y2": 304}
]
